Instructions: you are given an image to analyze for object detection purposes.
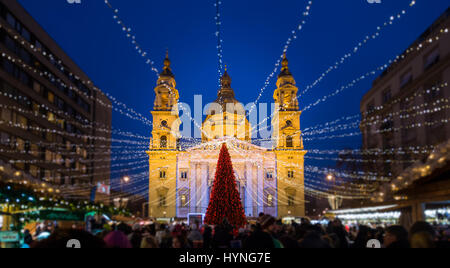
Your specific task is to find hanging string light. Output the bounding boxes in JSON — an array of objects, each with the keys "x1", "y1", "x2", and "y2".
[
  {"x1": 248, "y1": 1, "x2": 314, "y2": 116},
  {"x1": 299, "y1": 0, "x2": 417, "y2": 97},
  {"x1": 214, "y1": 0, "x2": 225, "y2": 87}
]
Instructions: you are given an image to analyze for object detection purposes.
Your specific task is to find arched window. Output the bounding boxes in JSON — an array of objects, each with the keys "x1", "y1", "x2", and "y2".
[
  {"x1": 267, "y1": 194, "x2": 274, "y2": 207},
  {"x1": 286, "y1": 136, "x2": 293, "y2": 148},
  {"x1": 160, "y1": 136, "x2": 167, "y2": 148}
]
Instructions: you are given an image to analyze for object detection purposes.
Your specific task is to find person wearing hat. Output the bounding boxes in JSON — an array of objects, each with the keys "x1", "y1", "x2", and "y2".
[{"x1": 259, "y1": 215, "x2": 284, "y2": 248}]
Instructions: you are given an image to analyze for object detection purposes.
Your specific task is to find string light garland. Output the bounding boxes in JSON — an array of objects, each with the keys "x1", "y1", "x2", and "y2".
[
  {"x1": 372, "y1": 139, "x2": 450, "y2": 202},
  {"x1": 103, "y1": 0, "x2": 159, "y2": 75},
  {"x1": 251, "y1": 25, "x2": 449, "y2": 135},
  {"x1": 248, "y1": 1, "x2": 314, "y2": 116},
  {"x1": 214, "y1": 0, "x2": 224, "y2": 87},
  {"x1": 0, "y1": 21, "x2": 153, "y2": 128},
  {"x1": 299, "y1": 0, "x2": 417, "y2": 97},
  {"x1": 0, "y1": 181, "x2": 130, "y2": 217},
  {"x1": 0, "y1": 102, "x2": 150, "y2": 141}
]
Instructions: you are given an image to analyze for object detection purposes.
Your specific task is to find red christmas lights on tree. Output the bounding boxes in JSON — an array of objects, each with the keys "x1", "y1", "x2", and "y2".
[{"x1": 204, "y1": 143, "x2": 247, "y2": 228}]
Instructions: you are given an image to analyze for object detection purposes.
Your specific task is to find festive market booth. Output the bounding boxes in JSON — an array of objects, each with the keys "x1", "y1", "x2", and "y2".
[
  {"x1": 333, "y1": 140, "x2": 450, "y2": 229},
  {"x1": 0, "y1": 180, "x2": 130, "y2": 248},
  {"x1": 329, "y1": 205, "x2": 401, "y2": 226},
  {"x1": 370, "y1": 140, "x2": 450, "y2": 228}
]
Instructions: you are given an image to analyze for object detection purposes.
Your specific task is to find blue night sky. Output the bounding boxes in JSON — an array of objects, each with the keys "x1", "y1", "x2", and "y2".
[{"x1": 16, "y1": 0, "x2": 450, "y2": 195}]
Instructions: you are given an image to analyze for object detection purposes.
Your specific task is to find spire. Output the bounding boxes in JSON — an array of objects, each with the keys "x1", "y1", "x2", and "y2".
[
  {"x1": 220, "y1": 68, "x2": 232, "y2": 89},
  {"x1": 215, "y1": 67, "x2": 238, "y2": 107},
  {"x1": 160, "y1": 49, "x2": 174, "y2": 78},
  {"x1": 278, "y1": 52, "x2": 292, "y2": 78}
]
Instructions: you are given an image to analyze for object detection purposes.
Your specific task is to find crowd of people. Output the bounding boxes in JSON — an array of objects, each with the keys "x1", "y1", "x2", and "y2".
[{"x1": 24, "y1": 214, "x2": 450, "y2": 248}]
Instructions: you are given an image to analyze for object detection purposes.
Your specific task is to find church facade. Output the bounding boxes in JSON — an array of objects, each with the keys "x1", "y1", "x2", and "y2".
[{"x1": 147, "y1": 52, "x2": 306, "y2": 219}]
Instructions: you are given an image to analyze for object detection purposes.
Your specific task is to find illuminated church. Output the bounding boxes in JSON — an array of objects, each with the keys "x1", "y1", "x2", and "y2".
[{"x1": 147, "y1": 52, "x2": 306, "y2": 219}]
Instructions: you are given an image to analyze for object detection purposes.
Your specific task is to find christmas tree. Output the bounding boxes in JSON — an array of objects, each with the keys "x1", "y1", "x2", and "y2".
[{"x1": 204, "y1": 143, "x2": 247, "y2": 228}]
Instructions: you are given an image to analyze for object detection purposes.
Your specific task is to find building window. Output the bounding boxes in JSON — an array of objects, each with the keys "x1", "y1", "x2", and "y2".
[
  {"x1": 33, "y1": 81, "x2": 42, "y2": 94},
  {"x1": 267, "y1": 194, "x2": 274, "y2": 207},
  {"x1": 286, "y1": 136, "x2": 293, "y2": 148},
  {"x1": 400, "y1": 71, "x2": 413, "y2": 88},
  {"x1": 287, "y1": 170, "x2": 295, "y2": 179},
  {"x1": 47, "y1": 91, "x2": 55, "y2": 103},
  {"x1": 159, "y1": 196, "x2": 167, "y2": 207},
  {"x1": 266, "y1": 171, "x2": 274, "y2": 180},
  {"x1": 424, "y1": 48, "x2": 439, "y2": 70},
  {"x1": 180, "y1": 195, "x2": 188, "y2": 207},
  {"x1": 288, "y1": 195, "x2": 295, "y2": 207},
  {"x1": 159, "y1": 170, "x2": 167, "y2": 179},
  {"x1": 160, "y1": 136, "x2": 167, "y2": 148},
  {"x1": 382, "y1": 88, "x2": 391, "y2": 104},
  {"x1": 180, "y1": 170, "x2": 188, "y2": 180}
]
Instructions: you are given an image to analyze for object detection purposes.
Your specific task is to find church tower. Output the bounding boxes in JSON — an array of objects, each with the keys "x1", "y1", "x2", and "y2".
[
  {"x1": 147, "y1": 51, "x2": 181, "y2": 218},
  {"x1": 272, "y1": 53, "x2": 307, "y2": 217}
]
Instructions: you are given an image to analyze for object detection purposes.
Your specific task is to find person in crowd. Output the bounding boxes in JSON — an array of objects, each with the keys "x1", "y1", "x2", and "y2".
[
  {"x1": 409, "y1": 221, "x2": 437, "y2": 248},
  {"x1": 32, "y1": 229, "x2": 106, "y2": 248},
  {"x1": 326, "y1": 219, "x2": 349, "y2": 248},
  {"x1": 172, "y1": 234, "x2": 189, "y2": 249},
  {"x1": 187, "y1": 223, "x2": 203, "y2": 247},
  {"x1": 351, "y1": 225, "x2": 372, "y2": 249},
  {"x1": 155, "y1": 224, "x2": 166, "y2": 246},
  {"x1": 212, "y1": 219, "x2": 234, "y2": 248},
  {"x1": 141, "y1": 235, "x2": 159, "y2": 248},
  {"x1": 23, "y1": 229, "x2": 33, "y2": 247},
  {"x1": 243, "y1": 215, "x2": 280, "y2": 249},
  {"x1": 128, "y1": 223, "x2": 143, "y2": 249},
  {"x1": 384, "y1": 225, "x2": 410, "y2": 248},
  {"x1": 279, "y1": 235, "x2": 300, "y2": 248},
  {"x1": 104, "y1": 230, "x2": 132, "y2": 248},
  {"x1": 203, "y1": 225, "x2": 213, "y2": 249},
  {"x1": 23, "y1": 216, "x2": 450, "y2": 249}
]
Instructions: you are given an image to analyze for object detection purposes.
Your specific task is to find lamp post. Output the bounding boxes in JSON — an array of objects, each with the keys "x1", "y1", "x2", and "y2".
[
  {"x1": 119, "y1": 176, "x2": 130, "y2": 208},
  {"x1": 326, "y1": 174, "x2": 340, "y2": 210}
]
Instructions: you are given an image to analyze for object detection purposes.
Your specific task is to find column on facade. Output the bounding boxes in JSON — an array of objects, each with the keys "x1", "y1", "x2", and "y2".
[
  {"x1": 245, "y1": 161, "x2": 254, "y2": 217},
  {"x1": 201, "y1": 163, "x2": 209, "y2": 214},
  {"x1": 257, "y1": 162, "x2": 264, "y2": 215},
  {"x1": 189, "y1": 162, "x2": 197, "y2": 214},
  {"x1": 195, "y1": 163, "x2": 202, "y2": 213}
]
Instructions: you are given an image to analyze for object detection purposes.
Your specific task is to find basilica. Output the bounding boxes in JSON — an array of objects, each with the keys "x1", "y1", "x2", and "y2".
[{"x1": 147, "y1": 52, "x2": 306, "y2": 220}]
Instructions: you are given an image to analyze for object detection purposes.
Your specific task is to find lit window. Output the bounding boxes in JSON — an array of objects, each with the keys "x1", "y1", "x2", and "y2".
[
  {"x1": 287, "y1": 170, "x2": 295, "y2": 179},
  {"x1": 286, "y1": 136, "x2": 293, "y2": 148},
  {"x1": 267, "y1": 194, "x2": 274, "y2": 207},
  {"x1": 180, "y1": 171, "x2": 188, "y2": 180},
  {"x1": 160, "y1": 136, "x2": 167, "y2": 148},
  {"x1": 47, "y1": 112, "x2": 55, "y2": 123},
  {"x1": 47, "y1": 92, "x2": 54, "y2": 103},
  {"x1": 180, "y1": 195, "x2": 187, "y2": 207}
]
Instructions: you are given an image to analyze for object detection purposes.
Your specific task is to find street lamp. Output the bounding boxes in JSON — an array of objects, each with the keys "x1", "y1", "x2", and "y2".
[
  {"x1": 326, "y1": 173, "x2": 340, "y2": 210},
  {"x1": 326, "y1": 174, "x2": 334, "y2": 181},
  {"x1": 119, "y1": 176, "x2": 131, "y2": 208}
]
